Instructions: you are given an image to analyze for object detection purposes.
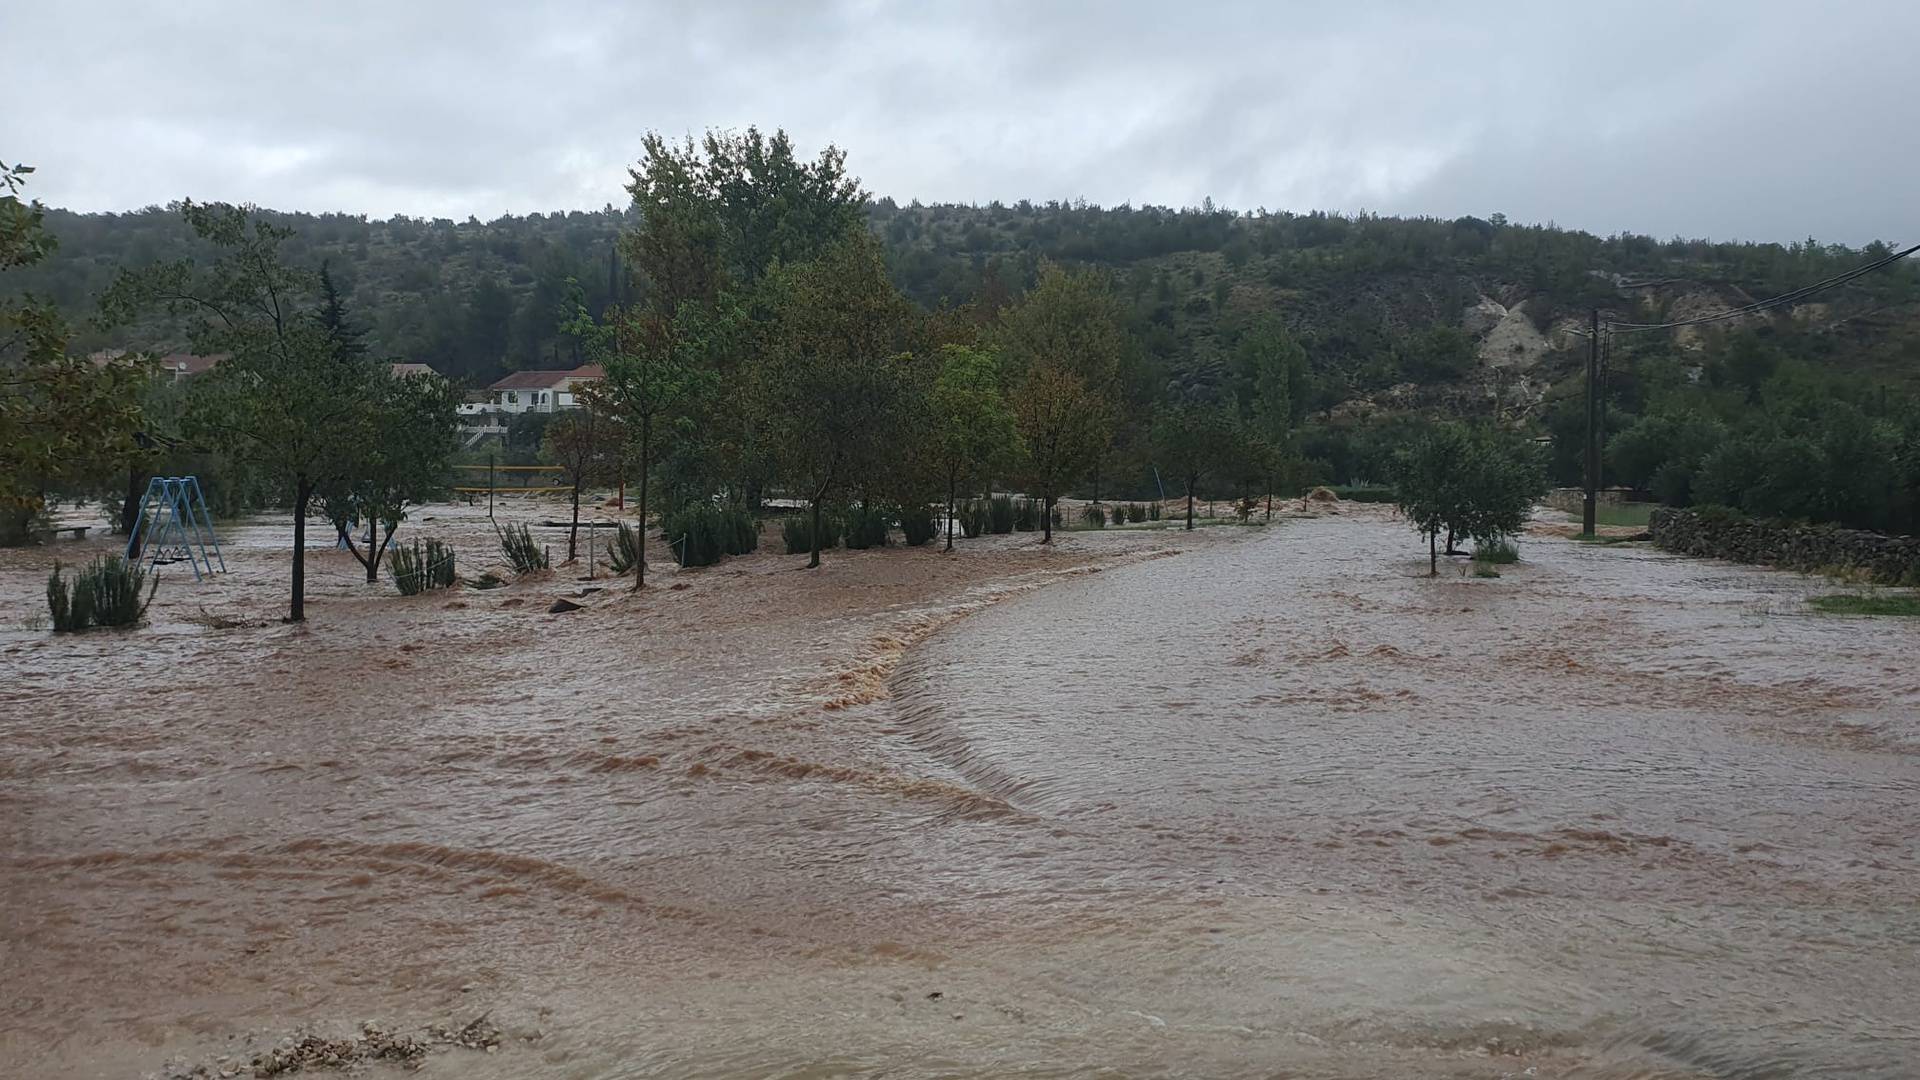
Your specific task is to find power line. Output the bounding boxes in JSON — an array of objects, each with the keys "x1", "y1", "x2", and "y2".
[{"x1": 1610, "y1": 242, "x2": 1919, "y2": 334}]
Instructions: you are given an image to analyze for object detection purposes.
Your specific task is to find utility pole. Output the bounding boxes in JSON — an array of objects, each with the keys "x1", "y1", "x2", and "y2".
[
  {"x1": 1582, "y1": 308, "x2": 1600, "y2": 536},
  {"x1": 487, "y1": 452, "x2": 496, "y2": 520}
]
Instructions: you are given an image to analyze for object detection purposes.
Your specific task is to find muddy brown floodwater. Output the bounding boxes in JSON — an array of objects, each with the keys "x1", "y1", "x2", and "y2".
[{"x1": 2, "y1": 500, "x2": 1917, "y2": 1079}]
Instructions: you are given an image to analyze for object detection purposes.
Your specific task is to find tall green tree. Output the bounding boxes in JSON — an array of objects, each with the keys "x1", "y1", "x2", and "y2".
[
  {"x1": 1391, "y1": 423, "x2": 1545, "y2": 574},
  {"x1": 0, "y1": 161, "x2": 148, "y2": 543},
  {"x1": 928, "y1": 344, "x2": 1018, "y2": 551},
  {"x1": 318, "y1": 369, "x2": 459, "y2": 583},
  {"x1": 1151, "y1": 401, "x2": 1244, "y2": 530},
  {"x1": 104, "y1": 202, "x2": 379, "y2": 621},
  {"x1": 996, "y1": 265, "x2": 1127, "y2": 541},
  {"x1": 589, "y1": 305, "x2": 703, "y2": 588},
  {"x1": 1236, "y1": 316, "x2": 1306, "y2": 519},
  {"x1": 757, "y1": 234, "x2": 917, "y2": 567}
]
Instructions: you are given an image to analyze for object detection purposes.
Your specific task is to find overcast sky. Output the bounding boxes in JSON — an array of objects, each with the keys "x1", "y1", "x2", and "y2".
[{"x1": 8, "y1": 1, "x2": 1915, "y2": 245}]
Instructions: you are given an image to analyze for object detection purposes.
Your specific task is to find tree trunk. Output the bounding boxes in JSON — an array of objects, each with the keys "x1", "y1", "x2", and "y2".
[
  {"x1": 365, "y1": 517, "x2": 379, "y2": 583},
  {"x1": 1186, "y1": 482, "x2": 1195, "y2": 531},
  {"x1": 808, "y1": 496, "x2": 823, "y2": 568},
  {"x1": 1265, "y1": 473, "x2": 1273, "y2": 522},
  {"x1": 290, "y1": 475, "x2": 311, "y2": 622},
  {"x1": 1041, "y1": 489, "x2": 1053, "y2": 544},
  {"x1": 568, "y1": 478, "x2": 581, "y2": 562},
  {"x1": 633, "y1": 414, "x2": 650, "y2": 591},
  {"x1": 1429, "y1": 530, "x2": 1438, "y2": 576},
  {"x1": 945, "y1": 464, "x2": 956, "y2": 552}
]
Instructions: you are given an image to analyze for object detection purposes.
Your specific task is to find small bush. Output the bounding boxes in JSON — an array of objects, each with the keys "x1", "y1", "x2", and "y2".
[
  {"x1": 1147, "y1": 502, "x2": 1162, "y2": 521},
  {"x1": 665, "y1": 504, "x2": 756, "y2": 567},
  {"x1": 1050, "y1": 504, "x2": 1063, "y2": 529},
  {"x1": 989, "y1": 495, "x2": 1015, "y2": 534},
  {"x1": 1012, "y1": 498, "x2": 1038, "y2": 531},
  {"x1": 47, "y1": 556, "x2": 156, "y2": 632},
  {"x1": 845, "y1": 504, "x2": 892, "y2": 550},
  {"x1": 1080, "y1": 504, "x2": 1107, "y2": 528},
  {"x1": 496, "y1": 522, "x2": 549, "y2": 574},
  {"x1": 1474, "y1": 539, "x2": 1520, "y2": 564},
  {"x1": 387, "y1": 534, "x2": 455, "y2": 591},
  {"x1": 1127, "y1": 503, "x2": 1147, "y2": 523},
  {"x1": 1473, "y1": 565, "x2": 1501, "y2": 579},
  {"x1": 899, "y1": 504, "x2": 937, "y2": 546},
  {"x1": 959, "y1": 500, "x2": 987, "y2": 539},
  {"x1": 782, "y1": 513, "x2": 842, "y2": 555},
  {"x1": 1108, "y1": 504, "x2": 1127, "y2": 526},
  {"x1": 606, "y1": 521, "x2": 639, "y2": 574},
  {"x1": 391, "y1": 538, "x2": 456, "y2": 595}
]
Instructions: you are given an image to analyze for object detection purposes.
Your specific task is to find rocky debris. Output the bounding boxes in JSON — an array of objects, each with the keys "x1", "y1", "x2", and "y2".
[
  {"x1": 152, "y1": 1017, "x2": 505, "y2": 1079},
  {"x1": 1477, "y1": 306, "x2": 1550, "y2": 370},
  {"x1": 1461, "y1": 296, "x2": 1508, "y2": 336},
  {"x1": 547, "y1": 598, "x2": 584, "y2": 614}
]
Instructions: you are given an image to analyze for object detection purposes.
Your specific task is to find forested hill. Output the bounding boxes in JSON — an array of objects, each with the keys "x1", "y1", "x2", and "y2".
[{"x1": 20, "y1": 198, "x2": 1920, "y2": 412}]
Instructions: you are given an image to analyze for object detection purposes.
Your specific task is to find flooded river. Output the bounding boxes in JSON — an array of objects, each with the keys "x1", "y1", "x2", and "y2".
[{"x1": 3, "y1": 505, "x2": 1917, "y2": 1078}]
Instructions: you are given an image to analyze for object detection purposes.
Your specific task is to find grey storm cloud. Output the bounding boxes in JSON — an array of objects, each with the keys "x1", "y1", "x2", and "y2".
[{"x1": 7, "y1": 0, "x2": 1916, "y2": 244}]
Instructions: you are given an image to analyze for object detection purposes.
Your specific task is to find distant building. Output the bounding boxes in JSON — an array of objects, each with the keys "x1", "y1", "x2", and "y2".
[
  {"x1": 482, "y1": 365, "x2": 604, "y2": 414},
  {"x1": 389, "y1": 362, "x2": 436, "y2": 378}
]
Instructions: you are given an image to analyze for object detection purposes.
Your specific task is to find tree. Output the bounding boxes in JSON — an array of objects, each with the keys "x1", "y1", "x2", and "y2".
[
  {"x1": 317, "y1": 369, "x2": 459, "y2": 583},
  {"x1": 1012, "y1": 365, "x2": 1109, "y2": 543},
  {"x1": 1391, "y1": 423, "x2": 1546, "y2": 575},
  {"x1": 542, "y1": 406, "x2": 624, "y2": 563},
  {"x1": 928, "y1": 344, "x2": 1018, "y2": 550},
  {"x1": 0, "y1": 161, "x2": 148, "y2": 544},
  {"x1": 996, "y1": 265, "x2": 1127, "y2": 542},
  {"x1": 593, "y1": 303, "x2": 705, "y2": 589},
  {"x1": 315, "y1": 261, "x2": 366, "y2": 361},
  {"x1": 103, "y1": 202, "x2": 379, "y2": 621},
  {"x1": 1237, "y1": 316, "x2": 1305, "y2": 519},
  {"x1": 757, "y1": 234, "x2": 916, "y2": 568},
  {"x1": 1151, "y1": 401, "x2": 1243, "y2": 530}
]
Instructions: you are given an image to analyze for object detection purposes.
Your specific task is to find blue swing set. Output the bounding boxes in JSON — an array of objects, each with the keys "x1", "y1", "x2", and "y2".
[{"x1": 125, "y1": 475, "x2": 227, "y2": 580}]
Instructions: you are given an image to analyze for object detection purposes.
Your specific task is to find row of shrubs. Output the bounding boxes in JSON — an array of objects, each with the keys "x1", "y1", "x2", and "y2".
[
  {"x1": 782, "y1": 503, "x2": 941, "y2": 555},
  {"x1": 956, "y1": 496, "x2": 1070, "y2": 537},
  {"x1": 664, "y1": 503, "x2": 759, "y2": 567},
  {"x1": 1077, "y1": 502, "x2": 1160, "y2": 528}
]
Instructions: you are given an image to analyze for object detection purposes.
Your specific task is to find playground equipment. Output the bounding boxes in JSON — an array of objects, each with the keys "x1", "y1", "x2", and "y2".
[{"x1": 126, "y1": 475, "x2": 227, "y2": 580}]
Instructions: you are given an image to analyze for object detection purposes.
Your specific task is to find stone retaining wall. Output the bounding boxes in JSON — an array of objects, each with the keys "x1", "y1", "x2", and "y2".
[{"x1": 1648, "y1": 508, "x2": 1920, "y2": 585}]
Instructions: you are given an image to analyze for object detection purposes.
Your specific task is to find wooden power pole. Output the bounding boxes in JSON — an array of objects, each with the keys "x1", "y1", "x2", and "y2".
[{"x1": 1582, "y1": 308, "x2": 1600, "y2": 536}]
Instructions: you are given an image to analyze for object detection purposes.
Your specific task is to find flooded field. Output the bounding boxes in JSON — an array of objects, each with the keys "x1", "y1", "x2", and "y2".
[{"x1": 2, "y1": 500, "x2": 1916, "y2": 1078}]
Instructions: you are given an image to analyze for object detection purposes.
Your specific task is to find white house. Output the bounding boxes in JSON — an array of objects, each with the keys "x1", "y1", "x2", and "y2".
[{"x1": 483, "y1": 365, "x2": 604, "y2": 414}]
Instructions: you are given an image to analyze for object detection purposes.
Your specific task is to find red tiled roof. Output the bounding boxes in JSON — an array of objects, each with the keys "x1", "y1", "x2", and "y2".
[
  {"x1": 489, "y1": 369, "x2": 575, "y2": 390},
  {"x1": 389, "y1": 362, "x2": 436, "y2": 378},
  {"x1": 487, "y1": 365, "x2": 604, "y2": 390}
]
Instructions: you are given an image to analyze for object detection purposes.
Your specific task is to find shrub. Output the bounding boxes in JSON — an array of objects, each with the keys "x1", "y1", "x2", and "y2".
[
  {"x1": 496, "y1": 522, "x2": 549, "y2": 574},
  {"x1": 899, "y1": 504, "x2": 937, "y2": 546},
  {"x1": 959, "y1": 500, "x2": 987, "y2": 539},
  {"x1": 1109, "y1": 504, "x2": 1128, "y2": 526},
  {"x1": 1050, "y1": 504, "x2": 1063, "y2": 529},
  {"x1": 605, "y1": 522, "x2": 639, "y2": 574},
  {"x1": 844, "y1": 504, "x2": 891, "y2": 550},
  {"x1": 1474, "y1": 539, "x2": 1520, "y2": 564},
  {"x1": 1127, "y1": 503, "x2": 1147, "y2": 523},
  {"x1": 1080, "y1": 504, "x2": 1107, "y2": 528},
  {"x1": 989, "y1": 495, "x2": 1015, "y2": 534},
  {"x1": 1148, "y1": 502, "x2": 1162, "y2": 521},
  {"x1": 782, "y1": 513, "x2": 842, "y2": 555},
  {"x1": 1012, "y1": 498, "x2": 1038, "y2": 531},
  {"x1": 390, "y1": 538, "x2": 456, "y2": 595},
  {"x1": 665, "y1": 504, "x2": 756, "y2": 567},
  {"x1": 47, "y1": 556, "x2": 156, "y2": 632}
]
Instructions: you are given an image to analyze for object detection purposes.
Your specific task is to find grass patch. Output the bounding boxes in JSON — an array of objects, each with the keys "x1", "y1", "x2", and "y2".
[
  {"x1": 1808, "y1": 593, "x2": 1920, "y2": 617},
  {"x1": 1473, "y1": 539, "x2": 1520, "y2": 564}
]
